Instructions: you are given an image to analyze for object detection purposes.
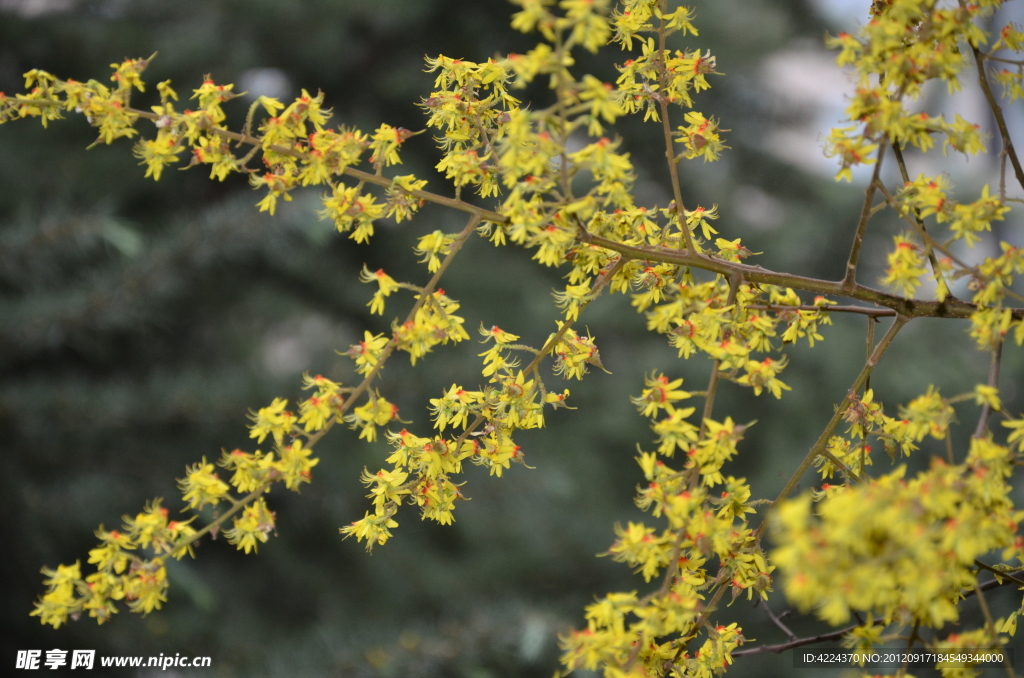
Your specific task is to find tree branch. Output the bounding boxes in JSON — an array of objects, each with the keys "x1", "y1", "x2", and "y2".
[
  {"x1": 579, "y1": 231, "x2": 1020, "y2": 320},
  {"x1": 843, "y1": 144, "x2": 886, "y2": 290},
  {"x1": 969, "y1": 42, "x2": 1024, "y2": 193},
  {"x1": 732, "y1": 624, "x2": 856, "y2": 657},
  {"x1": 973, "y1": 340, "x2": 1004, "y2": 438},
  {"x1": 733, "y1": 577, "x2": 1012, "y2": 660},
  {"x1": 656, "y1": 1, "x2": 695, "y2": 253},
  {"x1": 889, "y1": 143, "x2": 944, "y2": 283},
  {"x1": 699, "y1": 273, "x2": 742, "y2": 439},
  {"x1": 747, "y1": 304, "x2": 896, "y2": 317},
  {"x1": 14, "y1": 97, "x2": 1023, "y2": 322},
  {"x1": 761, "y1": 602, "x2": 797, "y2": 641},
  {"x1": 754, "y1": 314, "x2": 909, "y2": 544}
]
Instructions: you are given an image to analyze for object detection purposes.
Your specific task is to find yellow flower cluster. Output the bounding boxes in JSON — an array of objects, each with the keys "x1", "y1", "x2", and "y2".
[
  {"x1": 30, "y1": 500, "x2": 194, "y2": 627},
  {"x1": 341, "y1": 318, "x2": 580, "y2": 548},
  {"x1": 774, "y1": 438, "x2": 1022, "y2": 627},
  {"x1": 560, "y1": 387, "x2": 766, "y2": 675},
  {"x1": 31, "y1": 377, "x2": 333, "y2": 629}
]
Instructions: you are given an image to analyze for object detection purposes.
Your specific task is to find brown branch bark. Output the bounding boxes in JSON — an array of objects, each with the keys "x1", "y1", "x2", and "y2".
[{"x1": 753, "y1": 314, "x2": 909, "y2": 544}]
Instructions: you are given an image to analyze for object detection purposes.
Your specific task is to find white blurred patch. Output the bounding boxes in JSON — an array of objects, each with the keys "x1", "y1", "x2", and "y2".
[
  {"x1": 732, "y1": 184, "x2": 785, "y2": 231},
  {"x1": 260, "y1": 314, "x2": 353, "y2": 377},
  {"x1": 518, "y1": 614, "x2": 550, "y2": 663},
  {"x1": 759, "y1": 45, "x2": 851, "y2": 177},
  {"x1": 238, "y1": 67, "x2": 291, "y2": 101},
  {"x1": 761, "y1": 47, "x2": 850, "y2": 112},
  {"x1": 811, "y1": 0, "x2": 867, "y2": 28},
  {"x1": 0, "y1": 0, "x2": 75, "y2": 16},
  {"x1": 764, "y1": 128, "x2": 836, "y2": 176}
]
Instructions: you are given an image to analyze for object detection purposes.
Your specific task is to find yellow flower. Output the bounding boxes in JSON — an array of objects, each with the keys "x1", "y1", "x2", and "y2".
[
  {"x1": 224, "y1": 499, "x2": 276, "y2": 554},
  {"x1": 247, "y1": 397, "x2": 295, "y2": 446},
  {"x1": 631, "y1": 372, "x2": 691, "y2": 418},
  {"x1": 178, "y1": 458, "x2": 230, "y2": 509},
  {"x1": 369, "y1": 123, "x2": 413, "y2": 167},
  {"x1": 276, "y1": 441, "x2": 320, "y2": 491}
]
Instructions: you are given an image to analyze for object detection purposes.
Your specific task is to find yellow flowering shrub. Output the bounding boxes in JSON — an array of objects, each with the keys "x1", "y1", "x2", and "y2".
[{"x1": 6, "y1": 0, "x2": 1024, "y2": 676}]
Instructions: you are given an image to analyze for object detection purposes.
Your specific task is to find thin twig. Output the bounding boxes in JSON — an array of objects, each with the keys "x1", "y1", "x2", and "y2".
[
  {"x1": 699, "y1": 274, "x2": 742, "y2": 439},
  {"x1": 975, "y1": 559, "x2": 1024, "y2": 589},
  {"x1": 11, "y1": 95, "x2": 1023, "y2": 322},
  {"x1": 894, "y1": 621, "x2": 920, "y2": 678},
  {"x1": 174, "y1": 486, "x2": 269, "y2": 550},
  {"x1": 762, "y1": 602, "x2": 797, "y2": 641},
  {"x1": 1000, "y1": 147, "x2": 1008, "y2": 205},
  {"x1": 872, "y1": 179, "x2": 971, "y2": 272},
  {"x1": 333, "y1": 212, "x2": 481, "y2": 422},
  {"x1": 865, "y1": 315, "x2": 876, "y2": 395},
  {"x1": 754, "y1": 314, "x2": 910, "y2": 544},
  {"x1": 578, "y1": 231, "x2": 1024, "y2": 321},
  {"x1": 732, "y1": 624, "x2": 857, "y2": 657},
  {"x1": 967, "y1": 35, "x2": 1024, "y2": 193},
  {"x1": 656, "y1": 2, "x2": 695, "y2": 253},
  {"x1": 843, "y1": 144, "x2": 886, "y2": 290},
  {"x1": 890, "y1": 143, "x2": 944, "y2": 282},
  {"x1": 665, "y1": 584, "x2": 728, "y2": 671},
  {"x1": 973, "y1": 578, "x2": 1019, "y2": 678},
  {"x1": 974, "y1": 341, "x2": 1004, "y2": 438},
  {"x1": 983, "y1": 54, "x2": 1024, "y2": 66},
  {"x1": 175, "y1": 213, "x2": 481, "y2": 554},
  {"x1": 453, "y1": 256, "x2": 628, "y2": 452},
  {"x1": 873, "y1": 181, "x2": 1024, "y2": 306},
  {"x1": 733, "y1": 577, "x2": 1014, "y2": 660},
  {"x1": 748, "y1": 304, "x2": 896, "y2": 317}
]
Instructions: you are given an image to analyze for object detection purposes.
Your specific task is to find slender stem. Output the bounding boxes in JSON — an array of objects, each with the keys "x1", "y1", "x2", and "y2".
[
  {"x1": 754, "y1": 314, "x2": 910, "y2": 544},
  {"x1": 579, "y1": 230, "x2": 1022, "y2": 321},
  {"x1": 894, "y1": 621, "x2": 920, "y2": 678},
  {"x1": 553, "y1": 28, "x2": 574, "y2": 202},
  {"x1": 732, "y1": 623, "x2": 857, "y2": 657},
  {"x1": 11, "y1": 97, "x2": 1024, "y2": 322},
  {"x1": 326, "y1": 212, "x2": 481, "y2": 436},
  {"x1": 890, "y1": 143, "x2": 944, "y2": 282},
  {"x1": 1000, "y1": 148, "x2": 1008, "y2": 205},
  {"x1": 748, "y1": 304, "x2": 896, "y2": 317},
  {"x1": 175, "y1": 213, "x2": 481, "y2": 554},
  {"x1": 872, "y1": 180, "x2": 971, "y2": 271},
  {"x1": 968, "y1": 41, "x2": 1024, "y2": 192},
  {"x1": 699, "y1": 274, "x2": 742, "y2": 438},
  {"x1": 975, "y1": 559, "x2": 1024, "y2": 588},
  {"x1": 983, "y1": 54, "x2": 1024, "y2": 66},
  {"x1": 865, "y1": 315, "x2": 876, "y2": 395},
  {"x1": 873, "y1": 181, "x2": 1024, "y2": 306},
  {"x1": 821, "y1": 445, "x2": 864, "y2": 485},
  {"x1": 974, "y1": 340, "x2": 1003, "y2": 438},
  {"x1": 453, "y1": 256, "x2": 627, "y2": 451},
  {"x1": 655, "y1": 3, "x2": 695, "y2": 253},
  {"x1": 665, "y1": 585, "x2": 728, "y2": 671},
  {"x1": 472, "y1": 110, "x2": 503, "y2": 174},
  {"x1": 762, "y1": 602, "x2": 797, "y2": 640},
  {"x1": 69, "y1": 97, "x2": 509, "y2": 224},
  {"x1": 973, "y1": 577, "x2": 1019, "y2": 678},
  {"x1": 843, "y1": 144, "x2": 886, "y2": 289},
  {"x1": 527, "y1": 256, "x2": 627, "y2": 377},
  {"x1": 78, "y1": 98, "x2": 516, "y2": 225},
  {"x1": 175, "y1": 485, "x2": 269, "y2": 549},
  {"x1": 644, "y1": 529, "x2": 689, "y2": 605},
  {"x1": 734, "y1": 577, "x2": 1016, "y2": 660}
]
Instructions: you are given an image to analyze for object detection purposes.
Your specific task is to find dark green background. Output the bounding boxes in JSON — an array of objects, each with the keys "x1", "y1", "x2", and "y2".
[{"x1": 2, "y1": 0, "x2": 1022, "y2": 676}]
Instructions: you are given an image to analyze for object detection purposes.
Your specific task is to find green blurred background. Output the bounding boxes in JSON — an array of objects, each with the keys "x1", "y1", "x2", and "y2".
[{"x1": 2, "y1": 0, "x2": 1022, "y2": 676}]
